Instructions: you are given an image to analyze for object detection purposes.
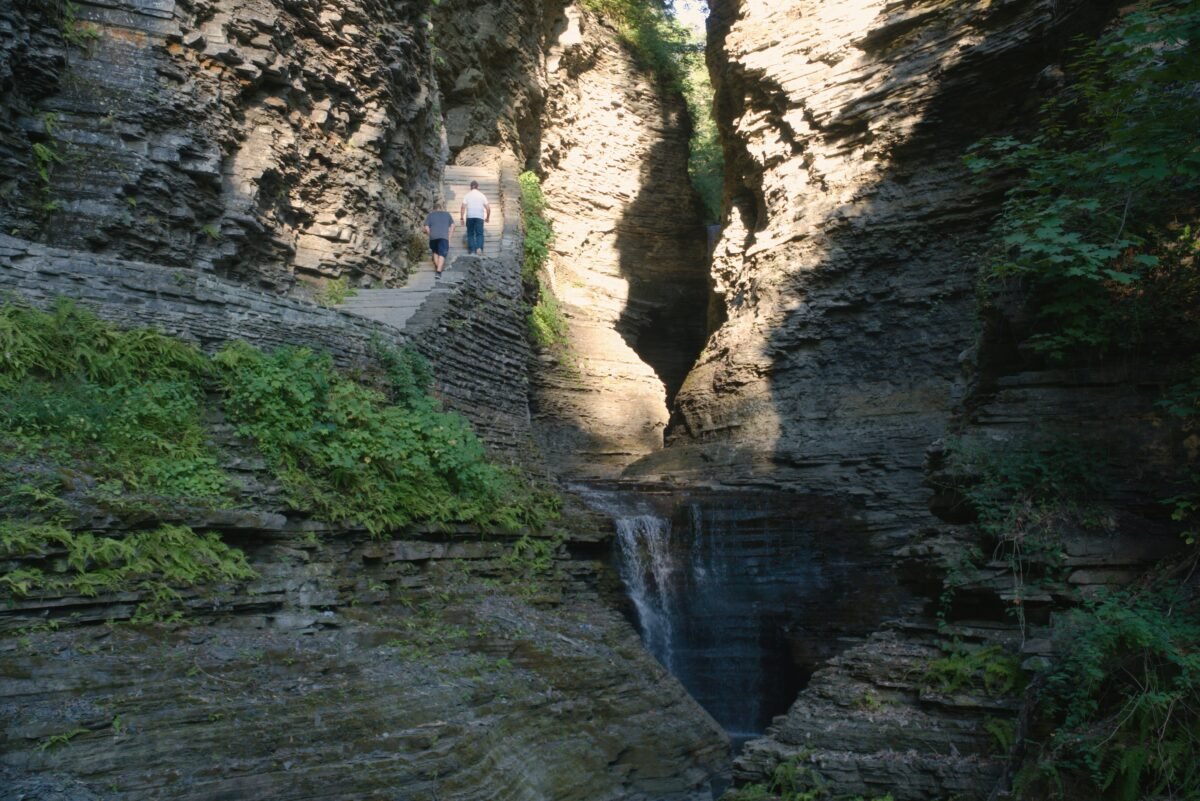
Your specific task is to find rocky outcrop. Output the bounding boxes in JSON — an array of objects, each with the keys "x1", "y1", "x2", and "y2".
[
  {"x1": 0, "y1": 514, "x2": 730, "y2": 801},
  {"x1": 0, "y1": 228, "x2": 731, "y2": 798},
  {"x1": 629, "y1": 0, "x2": 1119, "y2": 540},
  {"x1": 0, "y1": 0, "x2": 442, "y2": 293},
  {"x1": 531, "y1": 4, "x2": 711, "y2": 479},
  {"x1": 625, "y1": 1, "x2": 1161, "y2": 798},
  {"x1": 429, "y1": 0, "x2": 547, "y2": 162}
]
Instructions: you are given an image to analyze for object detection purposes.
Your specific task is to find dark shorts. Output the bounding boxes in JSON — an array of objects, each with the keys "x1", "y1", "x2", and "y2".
[{"x1": 429, "y1": 238, "x2": 449, "y2": 257}]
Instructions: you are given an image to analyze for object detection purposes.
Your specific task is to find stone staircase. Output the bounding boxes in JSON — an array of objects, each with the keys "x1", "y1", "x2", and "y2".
[{"x1": 338, "y1": 163, "x2": 508, "y2": 330}]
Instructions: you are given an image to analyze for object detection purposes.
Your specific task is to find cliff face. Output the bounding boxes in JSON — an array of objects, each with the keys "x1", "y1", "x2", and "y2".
[
  {"x1": 0, "y1": 517, "x2": 730, "y2": 801},
  {"x1": 0, "y1": 234, "x2": 732, "y2": 799},
  {"x1": 629, "y1": 0, "x2": 1118, "y2": 539},
  {"x1": 531, "y1": 4, "x2": 711, "y2": 479},
  {"x1": 0, "y1": 0, "x2": 442, "y2": 293},
  {"x1": 0, "y1": 0, "x2": 738, "y2": 793},
  {"x1": 429, "y1": 0, "x2": 546, "y2": 162}
]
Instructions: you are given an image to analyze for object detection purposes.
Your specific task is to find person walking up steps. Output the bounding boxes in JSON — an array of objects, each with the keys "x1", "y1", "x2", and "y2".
[
  {"x1": 423, "y1": 201, "x2": 455, "y2": 280},
  {"x1": 460, "y1": 180, "x2": 490, "y2": 256}
]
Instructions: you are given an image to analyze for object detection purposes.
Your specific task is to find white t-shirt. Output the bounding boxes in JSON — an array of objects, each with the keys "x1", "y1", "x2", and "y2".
[{"x1": 462, "y1": 189, "x2": 489, "y2": 220}]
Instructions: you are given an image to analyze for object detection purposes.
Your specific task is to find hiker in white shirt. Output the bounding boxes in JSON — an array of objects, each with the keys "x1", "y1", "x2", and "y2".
[{"x1": 460, "y1": 180, "x2": 491, "y2": 255}]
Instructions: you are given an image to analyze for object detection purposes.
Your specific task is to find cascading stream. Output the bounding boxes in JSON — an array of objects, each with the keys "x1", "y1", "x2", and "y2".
[
  {"x1": 614, "y1": 515, "x2": 678, "y2": 672},
  {"x1": 580, "y1": 486, "x2": 908, "y2": 741}
]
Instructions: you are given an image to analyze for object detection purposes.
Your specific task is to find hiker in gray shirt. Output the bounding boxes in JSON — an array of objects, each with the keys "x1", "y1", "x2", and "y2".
[{"x1": 423, "y1": 201, "x2": 455, "y2": 279}]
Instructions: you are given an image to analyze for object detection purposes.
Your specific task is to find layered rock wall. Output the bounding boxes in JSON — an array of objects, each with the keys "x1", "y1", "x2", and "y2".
[
  {"x1": 0, "y1": 0, "x2": 442, "y2": 293},
  {"x1": 0, "y1": 515, "x2": 730, "y2": 800},
  {"x1": 631, "y1": 0, "x2": 1118, "y2": 540},
  {"x1": 531, "y1": 4, "x2": 711, "y2": 479}
]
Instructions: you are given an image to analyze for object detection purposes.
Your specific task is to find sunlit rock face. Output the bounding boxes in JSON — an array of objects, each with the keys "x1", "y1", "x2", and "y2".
[
  {"x1": 626, "y1": 1, "x2": 1124, "y2": 798},
  {"x1": 628, "y1": 0, "x2": 1117, "y2": 541},
  {"x1": 530, "y1": 5, "x2": 711, "y2": 479},
  {"x1": 0, "y1": 0, "x2": 443, "y2": 293}
]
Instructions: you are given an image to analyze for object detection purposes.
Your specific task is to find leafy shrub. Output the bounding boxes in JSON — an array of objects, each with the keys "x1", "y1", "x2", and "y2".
[
  {"x1": 1016, "y1": 587, "x2": 1200, "y2": 801},
  {"x1": 947, "y1": 436, "x2": 1109, "y2": 541},
  {"x1": 315, "y1": 276, "x2": 357, "y2": 307},
  {"x1": 0, "y1": 301, "x2": 227, "y2": 508},
  {"x1": 966, "y1": 1, "x2": 1200, "y2": 359},
  {"x1": 529, "y1": 286, "x2": 569, "y2": 349},
  {"x1": 583, "y1": 0, "x2": 691, "y2": 83},
  {"x1": 518, "y1": 170, "x2": 554, "y2": 285},
  {"x1": 214, "y1": 341, "x2": 557, "y2": 534},
  {"x1": 924, "y1": 642, "x2": 1025, "y2": 697},
  {"x1": 0, "y1": 520, "x2": 255, "y2": 621}
]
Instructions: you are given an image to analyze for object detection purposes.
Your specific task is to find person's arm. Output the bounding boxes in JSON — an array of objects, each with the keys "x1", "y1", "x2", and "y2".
[
  {"x1": 423, "y1": 224, "x2": 430, "y2": 236},
  {"x1": 484, "y1": 199, "x2": 491, "y2": 223},
  {"x1": 459, "y1": 201, "x2": 466, "y2": 225}
]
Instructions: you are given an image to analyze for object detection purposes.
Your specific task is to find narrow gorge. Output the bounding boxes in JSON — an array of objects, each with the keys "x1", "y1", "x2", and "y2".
[{"x1": 2, "y1": 0, "x2": 1197, "y2": 800}]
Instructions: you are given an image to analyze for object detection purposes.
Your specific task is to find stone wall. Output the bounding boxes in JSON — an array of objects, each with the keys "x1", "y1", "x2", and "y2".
[
  {"x1": 0, "y1": 0, "x2": 442, "y2": 293},
  {"x1": 531, "y1": 3, "x2": 711, "y2": 479}
]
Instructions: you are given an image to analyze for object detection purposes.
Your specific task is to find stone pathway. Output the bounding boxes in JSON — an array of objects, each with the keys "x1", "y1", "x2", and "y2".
[{"x1": 338, "y1": 164, "x2": 506, "y2": 330}]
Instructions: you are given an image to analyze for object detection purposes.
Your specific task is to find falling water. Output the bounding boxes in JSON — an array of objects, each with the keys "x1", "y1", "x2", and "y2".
[
  {"x1": 579, "y1": 486, "x2": 907, "y2": 740},
  {"x1": 614, "y1": 515, "x2": 677, "y2": 671}
]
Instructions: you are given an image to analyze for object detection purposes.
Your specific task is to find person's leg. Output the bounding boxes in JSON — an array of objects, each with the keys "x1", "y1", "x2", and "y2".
[
  {"x1": 467, "y1": 218, "x2": 483, "y2": 254},
  {"x1": 433, "y1": 239, "x2": 449, "y2": 274}
]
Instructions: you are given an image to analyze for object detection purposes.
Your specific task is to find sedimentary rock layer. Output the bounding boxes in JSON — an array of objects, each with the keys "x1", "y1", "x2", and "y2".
[
  {"x1": 0, "y1": 0, "x2": 442, "y2": 292},
  {"x1": 632, "y1": 0, "x2": 1117, "y2": 539},
  {"x1": 0, "y1": 521, "x2": 731, "y2": 801},
  {"x1": 531, "y1": 5, "x2": 710, "y2": 479}
]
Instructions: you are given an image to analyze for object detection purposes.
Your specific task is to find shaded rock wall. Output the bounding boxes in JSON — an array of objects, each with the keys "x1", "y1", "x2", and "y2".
[
  {"x1": 0, "y1": 516, "x2": 730, "y2": 801},
  {"x1": 429, "y1": 0, "x2": 547, "y2": 162},
  {"x1": 614, "y1": 2, "x2": 1169, "y2": 799},
  {"x1": 630, "y1": 0, "x2": 1118, "y2": 541},
  {"x1": 531, "y1": 4, "x2": 711, "y2": 479},
  {"x1": 0, "y1": 0, "x2": 442, "y2": 293}
]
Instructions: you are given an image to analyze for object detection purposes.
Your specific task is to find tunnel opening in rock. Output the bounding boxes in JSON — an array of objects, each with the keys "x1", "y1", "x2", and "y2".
[{"x1": 581, "y1": 486, "x2": 912, "y2": 741}]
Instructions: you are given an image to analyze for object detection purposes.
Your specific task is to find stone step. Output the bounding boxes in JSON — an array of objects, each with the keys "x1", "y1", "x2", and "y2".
[{"x1": 338, "y1": 162, "x2": 504, "y2": 330}]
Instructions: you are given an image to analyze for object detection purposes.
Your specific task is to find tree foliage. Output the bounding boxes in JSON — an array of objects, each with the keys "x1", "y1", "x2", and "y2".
[
  {"x1": 1018, "y1": 588, "x2": 1200, "y2": 801},
  {"x1": 967, "y1": 1, "x2": 1200, "y2": 359}
]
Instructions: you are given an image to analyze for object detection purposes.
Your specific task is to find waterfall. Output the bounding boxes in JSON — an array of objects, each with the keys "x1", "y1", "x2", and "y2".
[
  {"x1": 614, "y1": 514, "x2": 678, "y2": 671},
  {"x1": 576, "y1": 485, "x2": 905, "y2": 740}
]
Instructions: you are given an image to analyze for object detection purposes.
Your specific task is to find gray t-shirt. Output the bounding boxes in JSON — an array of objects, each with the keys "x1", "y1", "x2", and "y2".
[{"x1": 425, "y1": 210, "x2": 454, "y2": 240}]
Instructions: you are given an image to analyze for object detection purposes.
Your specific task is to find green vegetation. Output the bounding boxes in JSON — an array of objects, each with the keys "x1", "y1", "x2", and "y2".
[
  {"x1": 518, "y1": 170, "x2": 554, "y2": 286},
  {"x1": 1, "y1": 521, "x2": 255, "y2": 622},
  {"x1": 60, "y1": 0, "x2": 101, "y2": 48},
  {"x1": 528, "y1": 286, "x2": 568, "y2": 348},
  {"x1": 923, "y1": 642, "x2": 1024, "y2": 697},
  {"x1": 938, "y1": 436, "x2": 1111, "y2": 632},
  {"x1": 518, "y1": 171, "x2": 573, "y2": 354},
  {"x1": 0, "y1": 300, "x2": 228, "y2": 512},
  {"x1": 37, "y1": 726, "x2": 90, "y2": 752},
  {"x1": 966, "y1": 1, "x2": 1200, "y2": 360},
  {"x1": 0, "y1": 301, "x2": 560, "y2": 617},
  {"x1": 314, "y1": 275, "x2": 356, "y2": 306},
  {"x1": 214, "y1": 341, "x2": 557, "y2": 534},
  {"x1": 1016, "y1": 587, "x2": 1200, "y2": 801},
  {"x1": 683, "y1": 49, "x2": 723, "y2": 223},
  {"x1": 580, "y1": 0, "x2": 723, "y2": 221},
  {"x1": 723, "y1": 755, "x2": 895, "y2": 801},
  {"x1": 1159, "y1": 362, "x2": 1200, "y2": 545},
  {"x1": 582, "y1": 0, "x2": 691, "y2": 82}
]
